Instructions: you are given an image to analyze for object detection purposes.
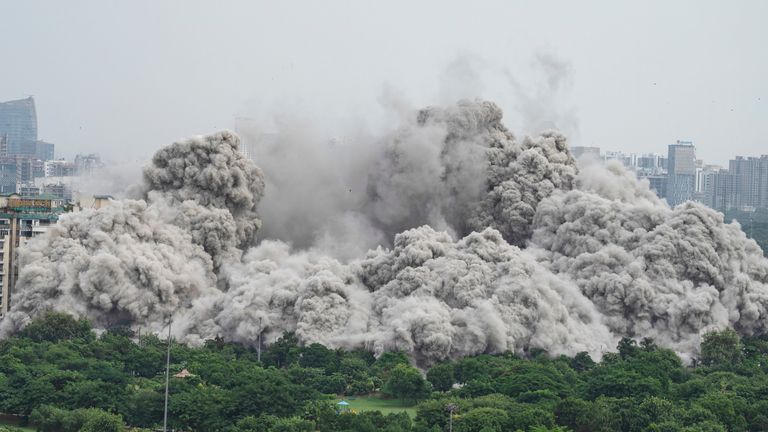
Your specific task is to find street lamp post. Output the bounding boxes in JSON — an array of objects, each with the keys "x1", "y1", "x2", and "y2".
[
  {"x1": 445, "y1": 403, "x2": 458, "y2": 432},
  {"x1": 163, "y1": 316, "x2": 172, "y2": 432}
]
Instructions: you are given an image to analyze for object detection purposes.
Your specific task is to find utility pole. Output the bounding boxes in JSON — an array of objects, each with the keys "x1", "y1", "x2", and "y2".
[{"x1": 163, "y1": 316, "x2": 172, "y2": 432}]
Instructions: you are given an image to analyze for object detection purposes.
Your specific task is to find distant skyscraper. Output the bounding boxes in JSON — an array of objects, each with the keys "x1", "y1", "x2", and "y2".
[
  {"x1": 704, "y1": 170, "x2": 737, "y2": 211},
  {"x1": 729, "y1": 155, "x2": 768, "y2": 210},
  {"x1": 0, "y1": 97, "x2": 38, "y2": 155},
  {"x1": 667, "y1": 141, "x2": 696, "y2": 206}
]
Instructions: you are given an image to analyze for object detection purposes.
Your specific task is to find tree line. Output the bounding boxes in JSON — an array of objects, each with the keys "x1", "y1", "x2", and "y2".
[{"x1": 0, "y1": 312, "x2": 766, "y2": 431}]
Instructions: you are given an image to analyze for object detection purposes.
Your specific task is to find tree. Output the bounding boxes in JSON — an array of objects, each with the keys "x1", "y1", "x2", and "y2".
[
  {"x1": 427, "y1": 363, "x2": 455, "y2": 392},
  {"x1": 19, "y1": 312, "x2": 93, "y2": 343},
  {"x1": 382, "y1": 364, "x2": 431, "y2": 405},
  {"x1": 617, "y1": 338, "x2": 639, "y2": 359},
  {"x1": 641, "y1": 337, "x2": 658, "y2": 352},
  {"x1": 79, "y1": 409, "x2": 124, "y2": 432},
  {"x1": 30, "y1": 406, "x2": 124, "y2": 432},
  {"x1": 299, "y1": 343, "x2": 337, "y2": 371},
  {"x1": 264, "y1": 333, "x2": 301, "y2": 368},
  {"x1": 372, "y1": 352, "x2": 410, "y2": 380},
  {"x1": 570, "y1": 352, "x2": 595, "y2": 372},
  {"x1": 700, "y1": 328, "x2": 744, "y2": 369},
  {"x1": 454, "y1": 407, "x2": 509, "y2": 432},
  {"x1": 270, "y1": 417, "x2": 314, "y2": 432}
]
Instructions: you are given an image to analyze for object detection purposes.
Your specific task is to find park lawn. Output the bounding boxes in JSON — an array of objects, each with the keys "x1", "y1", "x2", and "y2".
[{"x1": 338, "y1": 394, "x2": 417, "y2": 418}]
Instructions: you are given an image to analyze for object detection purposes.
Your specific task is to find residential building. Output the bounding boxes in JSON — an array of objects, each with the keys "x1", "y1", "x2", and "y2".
[
  {"x1": 729, "y1": 156, "x2": 768, "y2": 210},
  {"x1": 704, "y1": 170, "x2": 738, "y2": 212},
  {"x1": 0, "y1": 194, "x2": 68, "y2": 315}
]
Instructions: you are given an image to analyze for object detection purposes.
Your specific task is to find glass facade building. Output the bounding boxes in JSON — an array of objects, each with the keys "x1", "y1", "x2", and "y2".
[{"x1": 0, "y1": 97, "x2": 38, "y2": 156}]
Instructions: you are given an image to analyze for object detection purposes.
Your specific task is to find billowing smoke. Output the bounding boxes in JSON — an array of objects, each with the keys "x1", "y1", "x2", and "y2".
[
  {"x1": 3, "y1": 100, "x2": 768, "y2": 365},
  {"x1": 142, "y1": 130, "x2": 266, "y2": 265},
  {"x1": 0, "y1": 200, "x2": 217, "y2": 335},
  {"x1": 530, "y1": 161, "x2": 768, "y2": 357},
  {"x1": 366, "y1": 99, "x2": 577, "y2": 247},
  {"x1": 357, "y1": 226, "x2": 612, "y2": 362},
  {"x1": 251, "y1": 99, "x2": 575, "y2": 253}
]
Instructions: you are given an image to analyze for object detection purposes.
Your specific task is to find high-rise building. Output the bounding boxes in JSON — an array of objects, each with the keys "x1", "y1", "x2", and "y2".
[
  {"x1": 667, "y1": 141, "x2": 697, "y2": 206},
  {"x1": 697, "y1": 164, "x2": 722, "y2": 194},
  {"x1": 703, "y1": 170, "x2": 737, "y2": 212},
  {"x1": 729, "y1": 155, "x2": 768, "y2": 210},
  {"x1": 0, "y1": 97, "x2": 38, "y2": 156}
]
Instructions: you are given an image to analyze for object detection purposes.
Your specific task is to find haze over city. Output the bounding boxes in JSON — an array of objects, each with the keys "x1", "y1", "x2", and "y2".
[
  {"x1": 1, "y1": 2, "x2": 768, "y2": 432},
  {"x1": 1, "y1": 0, "x2": 767, "y2": 163}
]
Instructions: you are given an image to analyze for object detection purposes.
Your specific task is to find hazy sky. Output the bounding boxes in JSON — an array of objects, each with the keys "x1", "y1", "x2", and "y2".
[{"x1": 1, "y1": 0, "x2": 766, "y2": 165}]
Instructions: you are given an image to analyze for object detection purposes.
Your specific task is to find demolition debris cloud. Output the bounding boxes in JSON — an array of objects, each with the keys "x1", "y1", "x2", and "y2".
[{"x1": 3, "y1": 101, "x2": 768, "y2": 365}]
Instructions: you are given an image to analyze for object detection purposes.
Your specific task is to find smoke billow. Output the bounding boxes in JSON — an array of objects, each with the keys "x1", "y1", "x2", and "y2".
[
  {"x1": 3, "y1": 100, "x2": 768, "y2": 365},
  {"x1": 1, "y1": 200, "x2": 217, "y2": 334},
  {"x1": 357, "y1": 226, "x2": 612, "y2": 362},
  {"x1": 530, "y1": 162, "x2": 768, "y2": 357},
  {"x1": 143, "y1": 130, "x2": 266, "y2": 265}
]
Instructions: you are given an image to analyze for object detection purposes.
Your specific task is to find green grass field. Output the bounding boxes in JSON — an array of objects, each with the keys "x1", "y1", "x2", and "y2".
[{"x1": 337, "y1": 394, "x2": 417, "y2": 418}]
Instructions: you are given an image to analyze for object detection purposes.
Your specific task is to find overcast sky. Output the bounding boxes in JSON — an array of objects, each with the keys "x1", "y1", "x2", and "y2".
[{"x1": 0, "y1": 0, "x2": 765, "y2": 165}]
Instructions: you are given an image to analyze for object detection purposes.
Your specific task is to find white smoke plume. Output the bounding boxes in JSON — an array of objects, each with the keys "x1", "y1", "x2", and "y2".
[{"x1": 3, "y1": 101, "x2": 768, "y2": 365}]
